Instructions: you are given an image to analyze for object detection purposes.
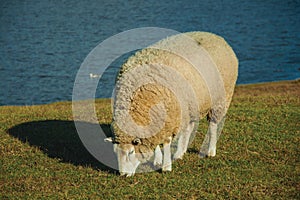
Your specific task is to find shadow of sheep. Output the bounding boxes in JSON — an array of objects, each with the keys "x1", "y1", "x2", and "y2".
[{"x1": 7, "y1": 120, "x2": 117, "y2": 174}]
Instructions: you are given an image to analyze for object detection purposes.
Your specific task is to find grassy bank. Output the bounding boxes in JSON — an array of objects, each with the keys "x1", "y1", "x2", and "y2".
[{"x1": 1, "y1": 80, "x2": 299, "y2": 199}]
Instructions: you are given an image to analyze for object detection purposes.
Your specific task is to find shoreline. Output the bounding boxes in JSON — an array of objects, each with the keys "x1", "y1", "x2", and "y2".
[
  {"x1": 1, "y1": 79, "x2": 299, "y2": 107},
  {"x1": 236, "y1": 78, "x2": 300, "y2": 87}
]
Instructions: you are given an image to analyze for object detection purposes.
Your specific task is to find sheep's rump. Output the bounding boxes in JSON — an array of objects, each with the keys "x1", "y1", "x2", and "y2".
[{"x1": 112, "y1": 31, "x2": 238, "y2": 154}]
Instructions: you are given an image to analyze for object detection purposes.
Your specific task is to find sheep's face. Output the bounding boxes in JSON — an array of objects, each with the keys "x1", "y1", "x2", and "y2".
[
  {"x1": 113, "y1": 143, "x2": 140, "y2": 176},
  {"x1": 105, "y1": 137, "x2": 154, "y2": 176}
]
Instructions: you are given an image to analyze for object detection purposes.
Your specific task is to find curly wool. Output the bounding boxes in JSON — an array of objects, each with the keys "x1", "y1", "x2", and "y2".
[{"x1": 112, "y1": 31, "x2": 238, "y2": 154}]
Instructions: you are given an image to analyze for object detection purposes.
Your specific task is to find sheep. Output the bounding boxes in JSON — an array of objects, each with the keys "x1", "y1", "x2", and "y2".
[{"x1": 105, "y1": 31, "x2": 238, "y2": 176}]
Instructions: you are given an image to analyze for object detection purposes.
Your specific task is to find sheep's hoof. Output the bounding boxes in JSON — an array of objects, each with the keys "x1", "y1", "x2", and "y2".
[
  {"x1": 208, "y1": 147, "x2": 216, "y2": 157},
  {"x1": 199, "y1": 152, "x2": 208, "y2": 158},
  {"x1": 153, "y1": 156, "x2": 162, "y2": 166},
  {"x1": 173, "y1": 153, "x2": 184, "y2": 160},
  {"x1": 162, "y1": 165, "x2": 172, "y2": 172},
  {"x1": 120, "y1": 171, "x2": 135, "y2": 177},
  {"x1": 199, "y1": 149, "x2": 216, "y2": 158},
  {"x1": 154, "y1": 160, "x2": 162, "y2": 167}
]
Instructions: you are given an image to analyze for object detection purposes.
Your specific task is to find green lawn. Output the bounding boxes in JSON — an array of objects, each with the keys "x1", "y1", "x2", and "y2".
[{"x1": 1, "y1": 80, "x2": 299, "y2": 199}]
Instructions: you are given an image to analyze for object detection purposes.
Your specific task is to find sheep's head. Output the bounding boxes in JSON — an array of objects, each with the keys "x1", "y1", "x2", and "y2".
[
  {"x1": 105, "y1": 137, "x2": 152, "y2": 176},
  {"x1": 110, "y1": 72, "x2": 183, "y2": 177}
]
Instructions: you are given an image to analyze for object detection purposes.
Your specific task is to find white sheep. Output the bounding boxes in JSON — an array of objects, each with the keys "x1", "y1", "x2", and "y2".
[{"x1": 105, "y1": 31, "x2": 238, "y2": 176}]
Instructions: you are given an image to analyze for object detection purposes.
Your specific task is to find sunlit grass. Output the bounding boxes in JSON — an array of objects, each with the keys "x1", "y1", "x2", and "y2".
[{"x1": 1, "y1": 80, "x2": 299, "y2": 199}]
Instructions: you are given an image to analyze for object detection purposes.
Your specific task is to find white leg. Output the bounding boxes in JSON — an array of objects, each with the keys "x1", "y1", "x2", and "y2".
[
  {"x1": 207, "y1": 122, "x2": 217, "y2": 157},
  {"x1": 173, "y1": 134, "x2": 184, "y2": 160},
  {"x1": 199, "y1": 121, "x2": 218, "y2": 158},
  {"x1": 162, "y1": 137, "x2": 172, "y2": 172},
  {"x1": 153, "y1": 145, "x2": 162, "y2": 166},
  {"x1": 174, "y1": 122, "x2": 194, "y2": 159}
]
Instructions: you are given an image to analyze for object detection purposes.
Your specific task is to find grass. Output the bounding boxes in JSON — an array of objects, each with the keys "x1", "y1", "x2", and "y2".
[{"x1": 1, "y1": 80, "x2": 299, "y2": 199}]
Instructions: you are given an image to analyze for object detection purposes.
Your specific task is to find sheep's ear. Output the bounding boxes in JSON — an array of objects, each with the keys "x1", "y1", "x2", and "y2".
[
  {"x1": 132, "y1": 138, "x2": 142, "y2": 145},
  {"x1": 104, "y1": 137, "x2": 113, "y2": 143}
]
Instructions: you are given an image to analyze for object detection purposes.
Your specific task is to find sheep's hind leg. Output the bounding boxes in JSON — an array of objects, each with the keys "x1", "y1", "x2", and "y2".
[
  {"x1": 173, "y1": 122, "x2": 195, "y2": 160},
  {"x1": 199, "y1": 111, "x2": 225, "y2": 158},
  {"x1": 207, "y1": 121, "x2": 218, "y2": 157},
  {"x1": 199, "y1": 121, "x2": 217, "y2": 158},
  {"x1": 162, "y1": 137, "x2": 172, "y2": 172}
]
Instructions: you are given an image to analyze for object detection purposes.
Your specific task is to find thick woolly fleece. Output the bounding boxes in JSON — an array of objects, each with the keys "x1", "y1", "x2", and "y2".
[{"x1": 112, "y1": 31, "x2": 238, "y2": 155}]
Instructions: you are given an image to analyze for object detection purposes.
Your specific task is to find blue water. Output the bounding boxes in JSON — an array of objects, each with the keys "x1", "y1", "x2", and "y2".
[{"x1": 1, "y1": 0, "x2": 299, "y2": 105}]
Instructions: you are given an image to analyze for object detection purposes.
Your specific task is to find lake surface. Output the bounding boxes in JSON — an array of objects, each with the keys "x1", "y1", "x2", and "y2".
[{"x1": 1, "y1": 0, "x2": 299, "y2": 105}]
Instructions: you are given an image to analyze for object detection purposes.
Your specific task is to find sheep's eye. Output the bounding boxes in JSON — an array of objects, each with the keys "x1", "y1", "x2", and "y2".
[{"x1": 128, "y1": 150, "x2": 134, "y2": 155}]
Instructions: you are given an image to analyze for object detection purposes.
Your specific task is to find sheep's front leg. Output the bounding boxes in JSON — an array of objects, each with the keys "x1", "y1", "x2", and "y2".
[
  {"x1": 162, "y1": 137, "x2": 172, "y2": 172},
  {"x1": 174, "y1": 122, "x2": 195, "y2": 159},
  {"x1": 153, "y1": 145, "x2": 162, "y2": 166}
]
